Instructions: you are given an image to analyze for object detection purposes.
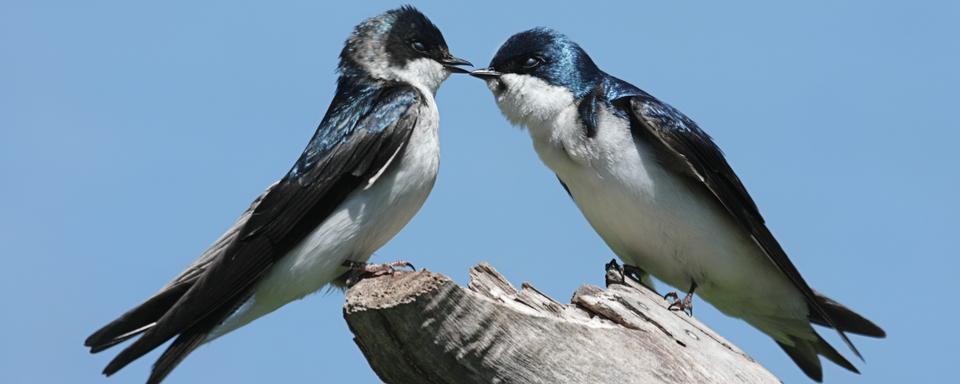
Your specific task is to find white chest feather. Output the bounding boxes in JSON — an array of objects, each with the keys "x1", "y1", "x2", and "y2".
[
  {"x1": 209, "y1": 95, "x2": 440, "y2": 340},
  {"x1": 487, "y1": 75, "x2": 804, "y2": 323},
  {"x1": 268, "y1": 100, "x2": 439, "y2": 297}
]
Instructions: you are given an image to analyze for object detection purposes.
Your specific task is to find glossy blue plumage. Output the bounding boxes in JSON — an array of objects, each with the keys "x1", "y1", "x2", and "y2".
[
  {"x1": 85, "y1": 6, "x2": 457, "y2": 383},
  {"x1": 481, "y1": 27, "x2": 885, "y2": 381},
  {"x1": 289, "y1": 74, "x2": 419, "y2": 180},
  {"x1": 489, "y1": 28, "x2": 659, "y2": 137},
  {"x1": 487, "y1": 28, "x2": 710, "y2": 142},
  {"x1": 489, "y1": 27, "x2": 602, "y2": 98}
]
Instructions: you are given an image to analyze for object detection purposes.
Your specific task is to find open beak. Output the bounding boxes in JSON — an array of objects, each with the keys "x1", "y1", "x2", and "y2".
[
  {"x1": 469, "y1": 68, "x2": 502, "y2": 79},
  {"x1": 440, "y1": 55, "x2": 473, "y2": 74}
]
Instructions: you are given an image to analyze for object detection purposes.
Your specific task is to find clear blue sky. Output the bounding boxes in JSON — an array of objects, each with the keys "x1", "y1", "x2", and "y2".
[{"x1": 2, "y1": 1, "x2": 956, "y2": 383}]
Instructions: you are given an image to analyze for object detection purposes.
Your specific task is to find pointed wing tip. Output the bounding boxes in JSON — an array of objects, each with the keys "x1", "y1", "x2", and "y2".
[
  {"x1": 837, "y1": 330, "x2": 865, "y2": 361},
  {"x1": 85, "y1": 332, "x2": 112, "y2": 354},
  {"x1": 84, "y1": 330, "x2": 105, "y2": 348},
  {"x1": 100, "y1": 333, "x2": 157, "y2": 377},
  {"x1": 102, "y1": 360, "x2": 124, "y2": 377},
  {"x1": 859, "y1": 321, "x2": 887, "y2": 338}
]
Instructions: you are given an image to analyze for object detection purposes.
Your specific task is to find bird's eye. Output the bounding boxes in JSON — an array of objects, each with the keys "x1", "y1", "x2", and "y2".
[
  {"x1": 522, "y1": 56, "x2": 543, "y2": 69},
  {"x1": 411, "y1": 41, "x2": 427, "y2": 53}
]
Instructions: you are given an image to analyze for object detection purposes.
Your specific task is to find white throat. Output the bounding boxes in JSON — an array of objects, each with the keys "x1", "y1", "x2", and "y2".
[
  {"x1": 365, "y1": 57, "x2": 450, "y2": 95},
  {"x1": 486, "y1": 74, "x2": 576, "y2": 135}
]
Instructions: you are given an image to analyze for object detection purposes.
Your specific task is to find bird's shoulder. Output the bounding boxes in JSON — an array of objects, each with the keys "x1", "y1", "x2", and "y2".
[
  {"x1": 288, "y1": 80, "x2": 424, "y2": 183},
  {"x1": 607, "y1": 83, "x2": 764, "y2": 220},
  {"x1": 577, "y1": 74, "x2": 645, "y2": 138}
]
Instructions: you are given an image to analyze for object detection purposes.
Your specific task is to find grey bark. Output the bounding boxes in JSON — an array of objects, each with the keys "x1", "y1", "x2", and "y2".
[{"x1": 343, "y1": 262, "x2": 781, "y2": 384}]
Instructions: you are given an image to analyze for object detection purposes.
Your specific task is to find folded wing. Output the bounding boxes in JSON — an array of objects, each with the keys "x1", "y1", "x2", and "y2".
[
  {"x1": 86, "y1": 83, "x2": 423, "y2": 383},
  {"x1": 616, "y1": 90, "x2": 862, "y2": 358}
]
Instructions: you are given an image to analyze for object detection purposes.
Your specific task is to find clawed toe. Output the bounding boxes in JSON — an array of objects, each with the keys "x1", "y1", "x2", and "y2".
[
  {"x1": 663, "y1": 290, "x2": 694, "y2": 316},
  {"x1": 341, "y1": 260, "x2": 416, "y2": 287}
]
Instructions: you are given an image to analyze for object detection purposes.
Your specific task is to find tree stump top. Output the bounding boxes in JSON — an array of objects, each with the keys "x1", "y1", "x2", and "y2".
[{"x1": 344, "y1": 262, "x2": 781, "y2": 384}]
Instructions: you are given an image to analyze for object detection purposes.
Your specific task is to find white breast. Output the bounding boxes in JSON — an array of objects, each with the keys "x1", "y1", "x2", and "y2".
[
  {"x1": 209, "y1": 93, "x2": 441, "y2": 340},
  {"x1": 498, "y1": 80, "x2": 806, "y2": 327}
]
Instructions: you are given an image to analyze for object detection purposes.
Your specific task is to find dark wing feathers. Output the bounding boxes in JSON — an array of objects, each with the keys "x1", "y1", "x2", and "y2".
[
  {"x1": 777, "y1": 332, "x2": 859, "y2": 382},
  {"x1": 90, "y1": 84, "x2": 422, "y2": 380},
  {"x1": 85, "y1": 282, "x2": 192, "y2": 353},
  {"x1": 810, "y1": 290, "x2": 886, "y2": 337},
  {"x1": 85, "y1": 182, "x2": 276, "y2": 354},
  {"x1": 144, "y1": 283, "x2": 253, "y2": 384},
  {"x1": 619, "y1": 92, "x2": 863, "y2": 359}
]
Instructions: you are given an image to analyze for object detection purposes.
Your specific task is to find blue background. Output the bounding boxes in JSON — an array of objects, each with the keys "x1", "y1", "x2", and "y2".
[{"x1": 2, "y1": 1, "x2": 956, "y2": 383}]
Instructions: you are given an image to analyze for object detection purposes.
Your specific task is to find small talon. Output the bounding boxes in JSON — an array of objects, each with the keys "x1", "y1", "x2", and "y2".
[
  {"x1": 340, "y1": 260, "x2": 416, "y2": 287},
  {"x1": 387, "y1": 261, "x2": 415, "y2": 271},
  {"x1": 682, "y1": 294, "x2": 694, "y2": 317},
  {"x1": 663, "y1": 291, "x2": 694, "y2": 316}
]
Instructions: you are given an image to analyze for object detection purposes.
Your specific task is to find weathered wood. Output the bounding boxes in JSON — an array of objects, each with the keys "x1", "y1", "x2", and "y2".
[{"x1": 343, "y1": 262, "x2": 781, "y2": 384}]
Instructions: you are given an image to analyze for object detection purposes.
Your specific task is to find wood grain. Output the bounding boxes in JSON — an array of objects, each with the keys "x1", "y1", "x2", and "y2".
[{"x1": 343, "y1": 262, "x2": 781, "y2": 384}]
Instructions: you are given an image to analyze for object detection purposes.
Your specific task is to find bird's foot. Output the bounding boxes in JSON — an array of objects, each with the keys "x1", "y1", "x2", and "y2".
[
  {"x1": 663, "y1": 291, "x2": 694, "y2": 317},
  {"x1": 341, "y1": 260, "x2": 416, "y2": 287}
]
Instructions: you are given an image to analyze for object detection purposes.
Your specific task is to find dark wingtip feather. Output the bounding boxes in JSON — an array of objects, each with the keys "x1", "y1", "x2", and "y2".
[
  {"x1": 146, "y1": 332, "x2": 207, "y2": 384},
  {"x1": 810, "y1": 290, "x2": 886, "y2": 338},
  {"x1": 85, "y1": 283, "x2": 191, "y2": 353},
  {"x1": 88, "y1": 328, "x2": 144, "y2": 353},
  {"x1": 778, "y1": 331, "x2": 864, "y2": 382},
  {"x1": 814, "y1": 334, "x2": 860, "y2": 374},
  {"x1": 101, "y1": 329, "x2": 174, "y2": 376},
  {"x1": 839, "y1": 329, "x2": 863, "y2": 361}
]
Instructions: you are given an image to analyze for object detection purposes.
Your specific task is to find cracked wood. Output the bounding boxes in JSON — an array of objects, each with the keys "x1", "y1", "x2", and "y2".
[{"x1": 343, "y1": 262, "x2": 781, "y2": 384}]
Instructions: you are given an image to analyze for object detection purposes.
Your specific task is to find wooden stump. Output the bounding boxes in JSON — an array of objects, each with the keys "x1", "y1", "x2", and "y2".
[{"x1": 343, "y1": 262, "x2": 781, "y2": 384}]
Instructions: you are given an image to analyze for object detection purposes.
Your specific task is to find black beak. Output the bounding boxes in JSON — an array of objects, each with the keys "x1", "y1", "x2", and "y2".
[
  {"x1": 469, "y1": 68, "x2": 502, "y2": 79},
  {"x1": 440, "y1": 55, "x2": 472, "y2": 74}
]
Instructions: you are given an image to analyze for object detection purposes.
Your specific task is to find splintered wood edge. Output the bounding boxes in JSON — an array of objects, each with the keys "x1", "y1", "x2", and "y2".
[{"x1": 342, "y1": 263, "x2": 780, "y2": 384}]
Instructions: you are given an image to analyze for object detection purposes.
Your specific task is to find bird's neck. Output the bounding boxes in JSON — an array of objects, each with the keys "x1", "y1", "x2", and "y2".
[{"x1": 345, "y1": 58, "x2": 447, "y2": 96}]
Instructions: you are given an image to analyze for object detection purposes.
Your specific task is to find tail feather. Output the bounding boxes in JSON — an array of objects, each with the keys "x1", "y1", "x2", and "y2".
[
  {"x1": 145, "y1": 329, "x2": 208, "y2": 384},
  {"x1": 777, "y1": 338, "x2": 822, "y2": 382},
  {"x1": 813, "y1": 334, "x2": 858, "y2": 374},
  {"x1": 103, "y1": 286, "x2": 246, "y2": 381},
  {"x1": 777, "y1": 332, "x2": 859, "y2": 382},
  {"x1": 89, "y1": 323, "x2": 152, "y2": 354},
  {"x1": 102, "y1": 323, "x2": 178, "y2": 376},
  {"x1": 810, "y1": 290, "x2": 885, "y2": 338},
  {"x1": 85, "y1": 282, "x2": 193, "y2": 353},
  {"x1": 146, "y1": 289, "x2": 246, "y2": 384}
]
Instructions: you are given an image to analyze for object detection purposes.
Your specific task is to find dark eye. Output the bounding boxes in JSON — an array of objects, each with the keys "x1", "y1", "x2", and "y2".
[
  {"x1": 411, "y1": 41, "x2": 427, "y2": 53},
  {"x1": 522, "y1": 56, "x2": 543, "y2": 69}
]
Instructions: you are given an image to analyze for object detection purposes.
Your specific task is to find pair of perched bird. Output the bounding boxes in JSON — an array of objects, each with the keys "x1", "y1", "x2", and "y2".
[{"x1": 85, "y1": 6, "x2": 884, "y2": 383}]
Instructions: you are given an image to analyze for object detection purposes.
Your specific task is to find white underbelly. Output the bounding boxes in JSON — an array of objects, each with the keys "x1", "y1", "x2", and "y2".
[
  {"x1": 531, "y1": 107, "x2": 803, "y2": 320},
  {"x1": 565, "y1": 160, "x2": 741, "y2": 283},
  {"x1": 500, "y1": 80, "x2": 809, "y2": 337},
  {"x1": 563, "y1": 155, "x2": 804, "y2": 318},
  {"x1": 209, "y1": 122, "x2": 439, "y2": 339},
  {"x1": 258, "y1": 153, "x2": 436, "y2": 303}
]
